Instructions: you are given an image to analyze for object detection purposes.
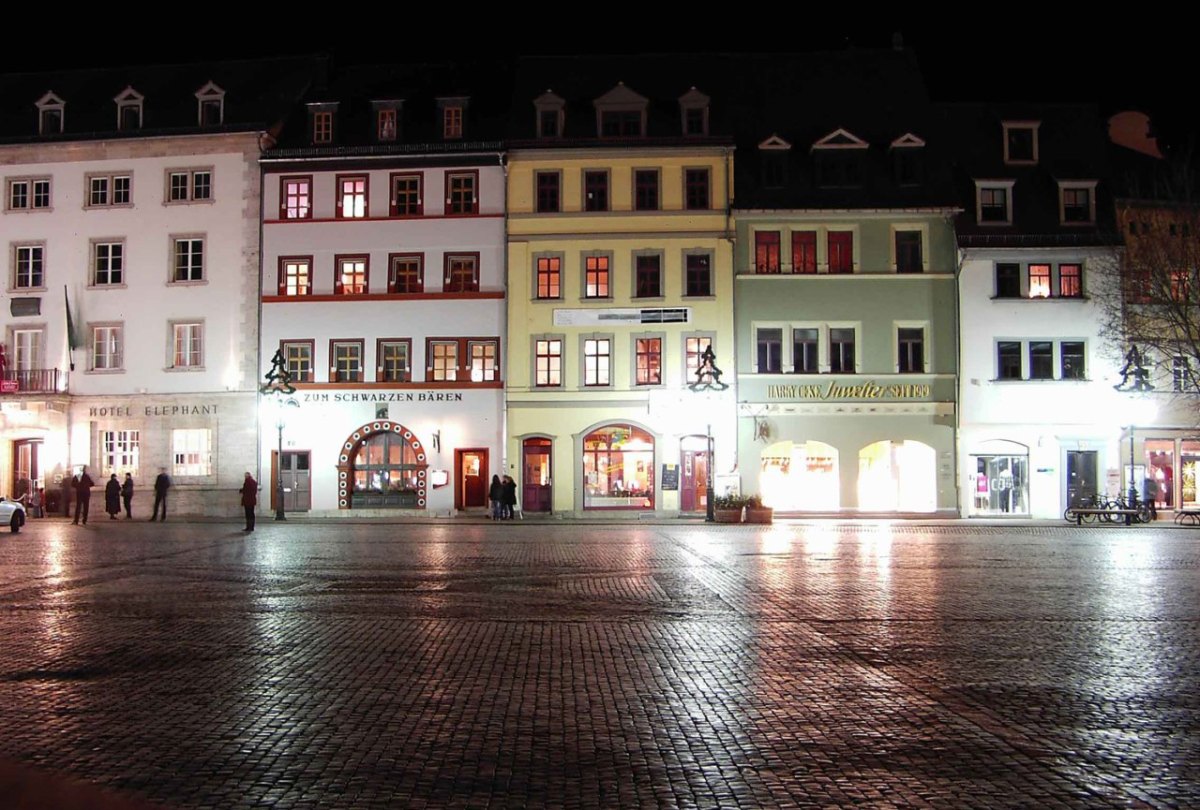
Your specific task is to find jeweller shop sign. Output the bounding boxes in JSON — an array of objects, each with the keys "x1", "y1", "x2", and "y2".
[{"x1": 767, "y1": 380, "x2": 931, "y2": 401}]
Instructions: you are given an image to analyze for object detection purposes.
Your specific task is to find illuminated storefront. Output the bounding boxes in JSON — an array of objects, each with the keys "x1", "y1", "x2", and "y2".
[
  {"x1": 967, "y1": 440, "x2": 1030, "y2": 517},
  {"x1": 759, "y1": 440, "x2": 839, "y2": 511},
  {"x1": 582, "y1": 424, "x2": 655, "y2": 510},
  {"x1": 858, "y1": 440, "x2": 937, "y2": 513}
]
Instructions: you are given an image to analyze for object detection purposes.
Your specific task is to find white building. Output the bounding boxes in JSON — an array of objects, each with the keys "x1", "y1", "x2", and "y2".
[
  {"x1": 258, "y1": 66, "x2": 507, "y2": 515},
  {"x1": 0, "y1": 61, "x2": 313, "y2": 515}
]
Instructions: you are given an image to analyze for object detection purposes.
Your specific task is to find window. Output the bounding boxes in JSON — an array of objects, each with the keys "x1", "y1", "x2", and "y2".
[
  {"x1": 281, "y1": 341, "x2": 313, "y2": 383},
  {"x1": 429, "y1": 340, "x2": 459, "y2": 381},
  {"x1": 7, "y1": 178, "x2": 51, "y2": 211},
  {"x1": 634, "y1": 169, "x2": 659, "y2": 211},
  {"x1": 583, "y1": 338, "x2": 611, "y2": 386},
  {"x1": 337, "y1": 175, "x2": 368, "y2": 219},
  {"x1": 684, "y1": 168, "x2": 710, "y2": 210},
  {"x1": 978, "y1": 184, "x2": 1012, "y2": 224},
  {"x1": 828, "y1": 232, "x2": 853, "y2": 274},
  {"x1": 194, "y1": 82, "x2": 224, "y2": 126},
  {"x1": 166, "y1": 169, "x2": 212, "y2": 203},
  {"x1": 87, "y1": 174, "x2": 131, "y2": 207},
  {"x1": 535, "y1": 171, "x2": 560, "y2": 213},
  {"x1": 1028, "y1": 264, "x2": 1051, "y2": 298},
  {"x1": 1060, "y1": 342, "x2": 1086, "y2": 380},
  {"x1": 538, "y1": 108, "x2": 561, "y2": 139},
  {"x1": 584, "y1": 170, "x2": 609, "y2": 211},
  {"x1": 535, "y1": 338, "x2": 563, "y2": 387},
  {"x1": 91, "y1": 324, "x2": 122, "y2": 371},
  {"x1": 756, "y1": 328, "x2": 782, "y2": 373},
  {"x1": 92, "y1": 241, "x2": 124, "y2": 286},
  {"x1": 685, "y1": 336, "x2": 713, "y2": 385},
  {"x1": 377, "y1": 108, "x2": 398, "y2": 141},
  {"x1": 336, "y1": 256, "x2": 368, "y2": 295},
  {"x1": 377, "y1": 340, "x2": 411, "y2": 383},
  {"x1": 443, "y1": 105, "x2": 463, "y2": 139},
  {"x1": 172, "y1": 429, "x2": 212, "y2": 477},
  {"x1": 14, "y1": 244, "x2": 45, "y2": 288},
  {"x1": 390, "y1": 174, "x2": 421, "y2": 217},
  {"x1": 102, "y1": 430, "x2": 139, "y2": 475},
  {"x1": 1060, "y1": 184, "x2": 1095, "y2": 224},
  {"x1": 1027, "y1": 342, "x2": 1053, "y2": 380},
  {"x1": 37, "y1": 93, "x2": 64, "y2": 135},
  {"x1": 280, "y1": 176, "x2": 312, "y2": 219},
  {"x1": 682, "y1": 104, "x2": 708, "y2": 136},
  {"x1": 171, "y1": 322, "x2": 203, "y2": 368},
  {"x1": 331, "y1": 340, "x2": 364, "y2": 383},
  {"x1": 1003, "y1": 122, "x2": 1038, "y2": 164},
  {"x1": 997, "y1": 342, "x2": 1022, "y2": 379},
  {"x1": 815, "y1": 153, "x2": 862, "y2": 188},
  {"x1": 895, "y1": 231, "x2": 923, "y2": 273},
  {"x1": 1059, "y1": 263, "x2": 1082, "y2": 298},
  {"x1": 792, "y1": 328, "x2": 819, "y2": 374},
  {"x1": 278, "y1": 257, "x2": 312, "y2": 296},
  {"x1": 762, "y1": 152, "x2": 788, "y2": 188},
  {"x1": 172, "y1": 237, "x2": 204, "y2": 283},
  {"x1": 792, "y1": 231, "x2": 817, "y2": 274},
  {"x1": 469, "y1": 340, "x2": 499, "y2": 382},
  {"x1": 995, "y1": 263, "x2": 1020, "y2": 298},
  {"x1": 584, "y1": 255, "x2": 610, "y2": 298},
  {"x1": 446, "y1": 171, "x2": 478, "y2": 215},
  {"x1": 755, "y1": 231, "x2": 781, "y2": 274},
  {"x1": 535, "y1": 256, "x2": 561, "y2": 300},
  {"x1": 116, "y1": 91, "x2": 142, "y2": 131},
  {"x1": 600, "y1": 110, "x2": 642, "y2": 137},
  {"x1": 444, "y1": 253, "x2": 479, "y2": 293},
  {"x1": 11, "y1": 329, "x2": 42, "y2": 372},
  {"x1": 635, "y1": 337, "x2": 662, "y2": 385},
  {"x1": 312, "y1": 110, "x2": 333, "y2": 144},
  {"x1": 893, "y1": 147, "x2": 923, "y2": 186},
  {"x1": 634, "y1": 254, "x2": 662, "y2": 298},
  {"x1": 897, "y1": 327, "x2": 925, "y2": 373},
  {"x1": 684, "y1": 253, "x2": 712, "y2": 297},
  {"x1": 388, "y1": 254, "x2": 423, "y2": 294},
  {"x1": 830, "y1": 328, "x2": 855, "y2": 373},
  {"x1": 1173, "y1": 356, "x2": 1193, "y2": 392}
]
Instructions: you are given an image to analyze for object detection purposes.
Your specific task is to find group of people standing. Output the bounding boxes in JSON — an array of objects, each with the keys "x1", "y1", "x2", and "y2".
[
  {"x1": 488, "y1": 475, "x2": 519, "y2": 520},
  {"x1": 70, "y1": 467, "x2": 173, "y2": 525}
]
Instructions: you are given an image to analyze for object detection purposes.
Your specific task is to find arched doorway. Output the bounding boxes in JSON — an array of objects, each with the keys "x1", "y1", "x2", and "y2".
[
  {"x1": 759, "y1": 440, "x2": 839, "y2": 510},
  {"x1": 522, "y1": 437, "x2": 552, "y2": 512},
  {"x1": 582, "y1": 424, "x2": 655, "y2": 510},
  {"x1": 857, "y1": 440, "x2": 936, "y2": 512},
  {"x1": 336, "y1": 421, "x2": 428, "y2": 509}
]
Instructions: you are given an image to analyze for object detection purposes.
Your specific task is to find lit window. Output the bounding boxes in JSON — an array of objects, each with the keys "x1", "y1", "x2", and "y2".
[
  {"x1": 91, "y1": 324, "x2": 123, "y2": 370},
  {"x1": 792, "y1": 232, "x2": 817, "y2": 274},
  {"x1": 755, "y1": 231, "x2": 781, "y2": 274},
  {"x1": 281, "y1": 341, "x2": 313, "y2": 382},
  {"x1": 584, "y1": 338, "x2": 611, "y2": 386},
  {"x1": 430, "y1": 341, "x2": 458, "y2": 381},
  {"x1": 388, "y1": 255, "x2": 423, "y2": 294},
  {"x1": 635, "y1": 338, "x2": 662, "y2": 385},
  {"x1": 469, "y1": 341, "x2": 498, "y2": 382},
  {"x1": 584, "y1": 256, "x2": 610, "y2": 298},
  {"x1": 378, "y1": 108, "x2": 397, "y2": 141},
  {"x1": 536, "y1": 256, "x2": 561, "y2": 300},
  {"x1": 338, "y1": 176, "x2": 368, "y2": 219},
  {"x1": 281, "y1": 177, "x2": 312, "y2": 219},
  {"x1": 171, "y1": 322, "x2": 204, "y2": 368},
  {"x1": 92, "y1": 241, "x2": 124, "y2": 286},
  {"x1": 172, "y1": 238, "x2": 204, "y2": 283},
  {"x1": 378, "y1": 340, "x2": 411, "y2": 383},
  {"x1": 828, "y1": 232, "x2": 853, "y2": 274},
  {"x1": 686, "y1": 336, "x2": 713, "y2": 384},
  {"x1": 279, "y1": 258, "x2": 311, "y2": 296},
  {"x1": 336, "y1": 257, "x2": 368, "y2": 295},
  {"x1": 444, "y1": 254, "x2": 478, "y2": 293},
  {"x1": 979, "y1": 186, "x2": 1011, "y2": 224},
  {"x1": 172, "y1": 429, "x2": 212, "y2": 477},
  {"x1": 1028, "y1": 264, "x2": 1051, "y2": 298},
  {"x1": 1061, "y1": 185, "x2": 1094, "y2": 224},
  {"x1": 1059, "y1": 264, "x2": 1082, "y2": 297},
  {"x1": 535, "y1": 339, "x2": 562, "y2": 387},
  {"x1": 102, "y1": 430, "x2": 139, "y2": 476},
  {"x1": 1173, "y1": 356, "x2": 1193, "y2": 392}
]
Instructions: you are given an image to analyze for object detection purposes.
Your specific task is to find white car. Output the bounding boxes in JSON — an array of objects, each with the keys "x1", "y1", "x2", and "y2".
[{"x1": 0, "y1": 497, "x2": 26, "y2": 532}]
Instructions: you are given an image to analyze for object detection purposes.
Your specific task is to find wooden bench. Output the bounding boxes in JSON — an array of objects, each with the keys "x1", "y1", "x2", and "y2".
[
  {"x1": 1066, "y1": 508, "x2": 1140, "y2": 526},
  {"x1": 1175, "y1": 510, "x2": 1200, "y2": 526}
]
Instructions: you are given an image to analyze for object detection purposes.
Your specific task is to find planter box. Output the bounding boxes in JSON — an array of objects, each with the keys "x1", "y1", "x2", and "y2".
[
  {"x1": 745, "y1": 507, "x2": 774, "y2": 525},
  {"x1": 714, "y1": 508, "x2": 744, "y2": 524}
]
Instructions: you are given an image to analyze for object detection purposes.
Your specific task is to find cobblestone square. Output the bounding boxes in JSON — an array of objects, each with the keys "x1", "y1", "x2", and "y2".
[{"x1": 1, "y1": 519, "x2": 1197, "y2": 808}]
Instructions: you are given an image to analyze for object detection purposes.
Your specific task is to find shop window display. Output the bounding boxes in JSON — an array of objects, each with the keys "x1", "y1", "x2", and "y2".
[
  {"x1": 969, "y1": 454, "x2": 1029, "y2": 516},
  {"x1": 582, "y1": 425, "x2": 654, "y2": 509},
  {"x1": 352, "y1": 431, "x2": 423, "y2": 508},
  {"x1": 857, "y1": 440, "x2": 936, "y2": 512},
  {"x1": 1144, "y1": 440, "x2": 1174, "y2": 509},
  {"x1": 1182, "y1": 440, "x2": 1200, "y2": 509},
  {"x1": 759, "y1": 440, "x2": 839, "y2": 511}
]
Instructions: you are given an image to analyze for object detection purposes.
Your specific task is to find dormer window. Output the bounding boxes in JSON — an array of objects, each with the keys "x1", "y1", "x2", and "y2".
[
  {"x1": 195, "y1": 81, "x2": 225, "y2": 126},
  {"x1": 438, "y1": 97, "x2": 468, "y2": 140},
  {"x1": 114, "y1": 87, "x2": 143, "y2": 131},
  {"x1": 975, "y1": 180, "x2": 1015, "y2": 225},
  {"x1": 758, "y1": 135, "x2": 792, "y2": 189},
  {"x1": 1003, "y1": 121, "x2": 1040, "y2": 165},
  {"x1": 679, "y1": 87, "x2": 710, "y2": 137},
  {"x1": 812, "y1": 128, "x2": 868, "y2": 189},
  {"x1": 534, "y1": 90, "x2": 565, "y2": 138},
  {"x1": 35, "y1": 91, "x2": 65, "y2": 135},
  {"x1": 890, "y1": 134, "x2": 925, "y2": 186},
  {"x1": 594, "y1": 83, "x2": 648, "y2": 138},
  {"x1": 1058, "y1": 181, "x2": 1097, "y2": 225},
  {"x1": 372, "y1": 100, "x2": 402, "y2": 142},
  {"x1": 307, "y1": 103, "x2": 337, "y2": 145}
]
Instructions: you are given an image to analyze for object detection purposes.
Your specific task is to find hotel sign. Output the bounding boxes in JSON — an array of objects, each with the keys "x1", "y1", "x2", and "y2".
[{"x1": 767, "y1": 380, "x2": 931, "y2": 401}]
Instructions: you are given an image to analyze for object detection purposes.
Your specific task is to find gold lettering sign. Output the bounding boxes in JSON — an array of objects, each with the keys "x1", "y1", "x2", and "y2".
[{"x1": 767, "y1": 380, "x2": 931, "y2": 400}]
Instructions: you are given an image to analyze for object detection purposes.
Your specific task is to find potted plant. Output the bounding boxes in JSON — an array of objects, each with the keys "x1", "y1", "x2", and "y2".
[
  {"x1": 744, "y1": 494, "x2": 774, "y2": 525},
  {"x1": 712, "y1": 493, "x2": 748, "y2": 523}
]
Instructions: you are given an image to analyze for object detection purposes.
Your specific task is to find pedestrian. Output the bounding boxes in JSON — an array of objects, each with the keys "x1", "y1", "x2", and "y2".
[
  {"x1": 104, "y1": 474, "x2": 121, "y2": 519},
  {"x1": 501, "y1": 475, "x2": 517, "y2": 520},
  {"x1": 239, "y1": 472, "x2": 258, "y2": 532},
  {"x1": 121, "y1": 473, "x2": 134, "y2": 519},
  {"x1": 489, "y1": 474, "x2": 503, "y2": 520},
  {"x1": 71, "y1": 466, "x2": 95, "y2": 525},
  {"x1": 151, "y1": 467, "x2": 171, "y2": 521}
]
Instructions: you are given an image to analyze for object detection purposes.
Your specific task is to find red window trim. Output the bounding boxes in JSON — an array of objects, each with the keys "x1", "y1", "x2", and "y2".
[
  {"x1": 424, "y1": 336, "x2": 502, "y2": 384},
  {"x1": 279, "y1": 175, "x2": 313, "y2": 220},
  {"x1": 328, "y1": 338, "x2": 365, "y2": 383},
  {"x1": 387, "y1": 252, "x2": 424, "y2": 294},
  {"x1": 335, "y1": 173, "x2": 369, "y2": 219},
  {"x1": 444, "y1": 170, "x2": 479, "y2": 216},
  {"x1": 277, "y1": 255, "x2": 314, "y2": 296},
  {"x1": 389, "y1": 172, "x2": 423, "y2": 218},
  {"x1": 443, "y1": 251, "x2": 480, "y2": 293},
  {"x1": 334, "y1": 253, "x2": 370, "y2": 295},
  {"x1": 375, "y1": 337, "x2": 413, "y2": 383},
  {"x1": 279, "y1": 339, "x2": 316, "y2": 383}
]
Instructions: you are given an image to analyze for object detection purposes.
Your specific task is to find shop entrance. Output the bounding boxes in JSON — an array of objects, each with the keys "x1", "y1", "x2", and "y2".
[
  {"x1": 760, "y1": 440, "x2": 839, "y2": 510},
  {"x1": 680, "y1": 436, "x2": 709, "y2": 512},
  {"x1": 969, "y1": 440, "x2": 1029, "y2": 516},
  {"x1": 12, "y1": 439, "x2": 40, "y2": 499},
  {"x1": 271, "y1": 450, "x2": 311, "y2": 512},
  {"x1": 582, "y1": 424, "x2": 654, "y2": 510},
  {"x1": 522, "y1": 438, "x2": 552, "y2": 512},
  {"x1": 455, "y1": 449, "x2": 488, "y2": 510},
  {"x1": 857, "y1": 440, "x2": 936, "y2": 512},
  {"x1": 1065, "y1": 450, "x2": 1098, "y2": 508}
]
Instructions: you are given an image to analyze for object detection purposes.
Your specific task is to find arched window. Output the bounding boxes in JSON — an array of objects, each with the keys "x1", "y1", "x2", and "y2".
[
  {"x1": 858, "y1": 440, "x2": 936, "y2": 512},
  {"x1": 760, "y1": 440, "x2": 839, "y2": 510},
  {"x1": 352, "y1": 431, "x2": 422, "y2": 508},
  {"x1": 582, "y1": 425, "x2": 654, "y2": 509}
]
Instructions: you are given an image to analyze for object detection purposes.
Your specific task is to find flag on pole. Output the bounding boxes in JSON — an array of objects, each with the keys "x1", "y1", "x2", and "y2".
[{"x1": 64, "y1": 286, "x2": 80, "y2": 352}]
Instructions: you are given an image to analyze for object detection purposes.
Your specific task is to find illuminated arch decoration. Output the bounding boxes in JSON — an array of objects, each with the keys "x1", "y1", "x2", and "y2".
[{"x1": 335, "y1": 421, "x2": 428, "y2": 509}]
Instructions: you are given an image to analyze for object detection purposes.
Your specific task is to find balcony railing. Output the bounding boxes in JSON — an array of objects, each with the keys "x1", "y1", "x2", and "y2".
[{"x1": 0, "y1": 369, "x2": 65, "y2": 394}]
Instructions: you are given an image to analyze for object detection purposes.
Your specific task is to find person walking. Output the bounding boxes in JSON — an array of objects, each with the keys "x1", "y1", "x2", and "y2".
[
  {"x1": 501, "y1": 475, "x2": 517, "y2": 520},
  {"x1": 488, "y1": 474, "x2": 503, "y2": 520},
  {"x1": 121, "y1": 473, "x2": 134, "y2": 519},
  {"x1": 72, "y1": 466, "x2": 95, "y2": 525},
  {"x1": 104, "y1": 474, "x2": 121, "y2": 519},
  {"x1": 151, "y1": 468, "x2": 171, "y2": 521},
  {"x1": 239, "y1": 472, "x2": 258, "y2": 532}
]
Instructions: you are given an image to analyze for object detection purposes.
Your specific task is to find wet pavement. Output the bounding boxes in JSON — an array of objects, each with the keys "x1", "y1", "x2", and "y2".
[{"x1": 0, "y1": 518, "x2": 1197, "y2": 808}]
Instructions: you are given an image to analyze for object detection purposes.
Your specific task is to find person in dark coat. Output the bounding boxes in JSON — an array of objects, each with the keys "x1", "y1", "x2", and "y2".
[
  {"x1": 121, "y1": 473, "x2": 134, "y2": 519},
  {"x1": 239, "y1": 472, "x2": 258, "y2": 532},
  {"x1": 488, "y1": 474, "x2": 503, "y2": 520},
  {"x1": 104, "y1": 474, "x2": 121, "y2": 519},
  {"x1": 501, "y1": 475, "x2": 517, "y2": 520},
  {"x1": 151, "y1": 468, "x2": 171, "y2": 521},
  {"x1": 72, "y1": 466, "x2": 95, "y2": 525}
]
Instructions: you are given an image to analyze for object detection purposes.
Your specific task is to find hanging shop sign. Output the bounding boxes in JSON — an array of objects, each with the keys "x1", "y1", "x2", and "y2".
[{"x1": 766, "y1": 380, "x2": 931, "y2": 401}]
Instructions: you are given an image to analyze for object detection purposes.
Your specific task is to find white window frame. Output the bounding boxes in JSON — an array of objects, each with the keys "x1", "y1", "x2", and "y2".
[
  {"x1": 975, "y1": 180, "x2": 1015, "y2": 226},
  {"x1": 36, "y1": 92, "x2": 65, "y2": 135},
  {"x1": 85, "y1": 173, "x2": 132, "y2": 208},
  {"x1": 165, "y1": 168, "x2": 213, "y2": 204},
  {"x1": 170, "y1": 236, "x2": 205, "y2": 284},
  {"x1": 631, "y1": 331, "x2": 666, "y2": 388},
  {"x1": 169, "y1": 321, "x2": 204, "y2": 370},
  {"x1": 89, "y1": 322, "x2": 123, "y2": 372},
  {"x1": 580, "y1": 333, "x2": 614, "y2": 387},
  {"x1": 684, "y1": 333, "x2": 716, "y2": 386},
  {"x1": 894, "y1": 321, "x2": 930, "y2": 374},
  {"x1": 1002, "y1": 121, "x2": 1040, "y2": 165},
  {"x1": 101, "y1": 429, "x2": 140, "y2": 476},
  {"x1": 1058, "y1": 181, "x2": 1098, "y2": 226},
  {"x1": 90, "y1": 239, "x2": 125, "y2": 287},
  {"x1": 890, "y1": 224, "x2": 928, "y2": 273},
  {"x1": 114, "y1": 87, "x2": 144, "y2": 131},
  {"x1": 468, "y1": 339, "x2": 499, "y2": 382},
  {"x1": 428, "y1": 340, "x2": 459, "y2": 382},
  {"x1": 194, "y1": 81, "x2": 225, "y2": 126},
  {"x1": 6, "y1": 177, "x2": 52, "y2": 212},
  {"x1": 533, "y1": 335, "x2": 564, "y2": 388},
  {"x1": 172, "y1": 428, "x2": 212, "y2": 477},
  {"x1": 10, "y1": 327, "x2": 44, "y2": 371},
  {"x1": 12, "y1": 243, "x2": 46, "y2": 290}
]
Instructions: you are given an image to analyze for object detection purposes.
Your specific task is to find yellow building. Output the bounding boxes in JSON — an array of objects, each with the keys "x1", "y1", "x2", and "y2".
[{"x1": 505, "y1": 72, "x2": 735, "y2": 516}]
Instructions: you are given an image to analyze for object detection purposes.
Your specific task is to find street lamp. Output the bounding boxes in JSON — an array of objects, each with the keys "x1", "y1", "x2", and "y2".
[
  {"x1": 1113, "y1": 344, "x2": 1155, "y2": 505},
  {"x1": 688, "y1": 346, "x2": 728, "y2": 524},
  {"x1": 260, "y1": 349, "x2": 298, "y2": 521}
]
